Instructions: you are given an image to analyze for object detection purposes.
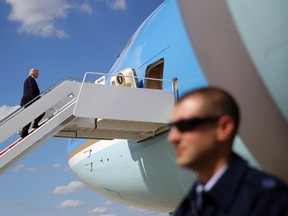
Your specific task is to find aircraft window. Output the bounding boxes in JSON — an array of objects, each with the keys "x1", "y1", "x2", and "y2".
[{"x1": 144, "y1": 58, "x2": 164, "y2": 90}]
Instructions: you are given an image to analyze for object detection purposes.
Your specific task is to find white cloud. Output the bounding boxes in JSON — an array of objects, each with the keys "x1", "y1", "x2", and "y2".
[
  {"x1": 13, "y1": 163, "x2": 68, "y2": 173},
  {"x1": 5, "y1": 0, "x2": 128, "y2": 38},
  {"x1": 128, "y1": 207, "x2": 168, "y2": 216},
  {"x1": 63, "y1": 166, "x2": 72, "y2": 172},
  {"x1": 80, "y1": 3, "x2": 93, "y2": 15},
  {"x1": 25, "y1": 167, "x2": 44, "y2": 172},
  {"x1": 106, "y1": 0, "x2": 127, "y2": 10},
  {"x1": 52, "y1": 163, "x2": 61, "y2": 168},
  {"x1": 88, "y1": 207, "x2": 115, "y2": 216},
  {"x1": 13, "y1": 164, "x2": 48, "y2": 173},
  {"x1": 5, "y1": 0, "x2": 71, "y2": 38},
  {"x1": 53, "y1": 181, "x2": 85, "y2": 195},
  {"x1": 103, "y1": 200, "x2": 114, "y2": 206},
  {"x1": 0, "y1": 105, "x2": 20, "y2": 121},
  {"x1": 13, "y1": 164, "x2": 25, "y2": 173},
  {"x1": 56, "y1": 200, "x2": 84, "y2": 209}
]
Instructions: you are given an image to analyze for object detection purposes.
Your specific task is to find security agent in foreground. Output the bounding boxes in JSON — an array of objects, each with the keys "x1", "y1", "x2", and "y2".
[{"x1": 168, "y1": 87, "x2": 288, "y2": 216}]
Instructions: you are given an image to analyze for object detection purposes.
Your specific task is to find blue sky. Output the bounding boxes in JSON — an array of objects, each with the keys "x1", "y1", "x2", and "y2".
[{"x1": 0, "y1": 0, "x2": 166, "y2": 216}]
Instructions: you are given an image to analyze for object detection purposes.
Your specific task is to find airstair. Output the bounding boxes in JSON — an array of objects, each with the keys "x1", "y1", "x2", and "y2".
[{"x1": 0, "y1": 70, "x2": 177, "y2": 174}]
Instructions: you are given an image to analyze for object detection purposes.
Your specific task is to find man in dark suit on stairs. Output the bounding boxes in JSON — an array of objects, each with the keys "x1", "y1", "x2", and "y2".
[{"x1": 20, "y1": 68, "x2": 45, "y2": 138}]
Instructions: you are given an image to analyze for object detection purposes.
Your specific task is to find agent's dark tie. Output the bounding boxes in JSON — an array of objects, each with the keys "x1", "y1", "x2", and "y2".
[{"x1": 196, "y1": 184, "x2": 204, "y2": 210}]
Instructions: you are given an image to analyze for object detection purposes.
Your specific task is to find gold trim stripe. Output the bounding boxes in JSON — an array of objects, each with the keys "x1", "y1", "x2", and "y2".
[{"x1": 67, "y1": 139, "x2": 99, "y2": 160}]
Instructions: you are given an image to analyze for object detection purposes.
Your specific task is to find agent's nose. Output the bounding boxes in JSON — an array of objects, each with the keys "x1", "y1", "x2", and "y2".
[{"x1": 167, "y1": 126, "x2": 181, "y2": 145}]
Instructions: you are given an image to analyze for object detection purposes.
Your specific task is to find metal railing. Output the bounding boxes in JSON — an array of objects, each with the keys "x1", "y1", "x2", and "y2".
[
  {"x1": 0, "y1": 71, "x2": 180, "y2": 127},
  {"x1": 79, "y1": 71, "x2": 179, "y2": 102},
  {"x1": 0, "y1": 77, "x2": 82, "y2": 126}
]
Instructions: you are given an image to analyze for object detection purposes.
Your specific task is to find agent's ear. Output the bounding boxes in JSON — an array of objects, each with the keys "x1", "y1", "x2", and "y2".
[{"x1": 216, "y1": 115, "x2": 235, "y2": 142}]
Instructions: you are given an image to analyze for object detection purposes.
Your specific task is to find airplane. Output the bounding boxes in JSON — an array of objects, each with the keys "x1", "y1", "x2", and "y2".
[{"x1": 0, "y1": 0, "x2": 287, "y2": 215}]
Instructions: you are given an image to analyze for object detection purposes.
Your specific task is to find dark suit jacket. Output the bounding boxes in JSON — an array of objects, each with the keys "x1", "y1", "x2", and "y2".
[
  {"x1": 174, "y1": 153, "x2": 288, "y2": 216},
  {"x1": 20, "y1": 76, "x2": 40, "y2": 106}
]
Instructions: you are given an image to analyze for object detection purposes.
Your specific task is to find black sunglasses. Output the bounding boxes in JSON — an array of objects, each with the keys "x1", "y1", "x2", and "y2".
[{"x1": 169, "y1": 116, "x2": 220, "y2": 132}]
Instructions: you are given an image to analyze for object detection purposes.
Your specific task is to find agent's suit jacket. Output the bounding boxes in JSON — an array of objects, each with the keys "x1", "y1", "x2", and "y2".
[
  {"x1": 20, "y1": 76, "x2": 40, "y2": 106},
  {"x1": 174, "y1": 153, "x2": 288, "y2": 216}
]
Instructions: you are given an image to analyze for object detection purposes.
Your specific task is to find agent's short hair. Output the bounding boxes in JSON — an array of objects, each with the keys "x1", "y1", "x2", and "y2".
[
  {"x1": 29, "y1": 68, "x2": 38, "y2": 76},
  {"x1": 178, "y1": 86, "x2": 240, "y2": 137}
]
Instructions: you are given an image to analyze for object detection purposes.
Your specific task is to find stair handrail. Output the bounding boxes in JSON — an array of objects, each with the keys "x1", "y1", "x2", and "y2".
[
  {"x1": 80, "y1": 71, "x2": 177, "y2": 89},
  {"x1": 0, "y1": 77, "x2": 82, "y2": 126},
  {"x1": 79, "y1": 71, "x2": 179, "y2": 104}
]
